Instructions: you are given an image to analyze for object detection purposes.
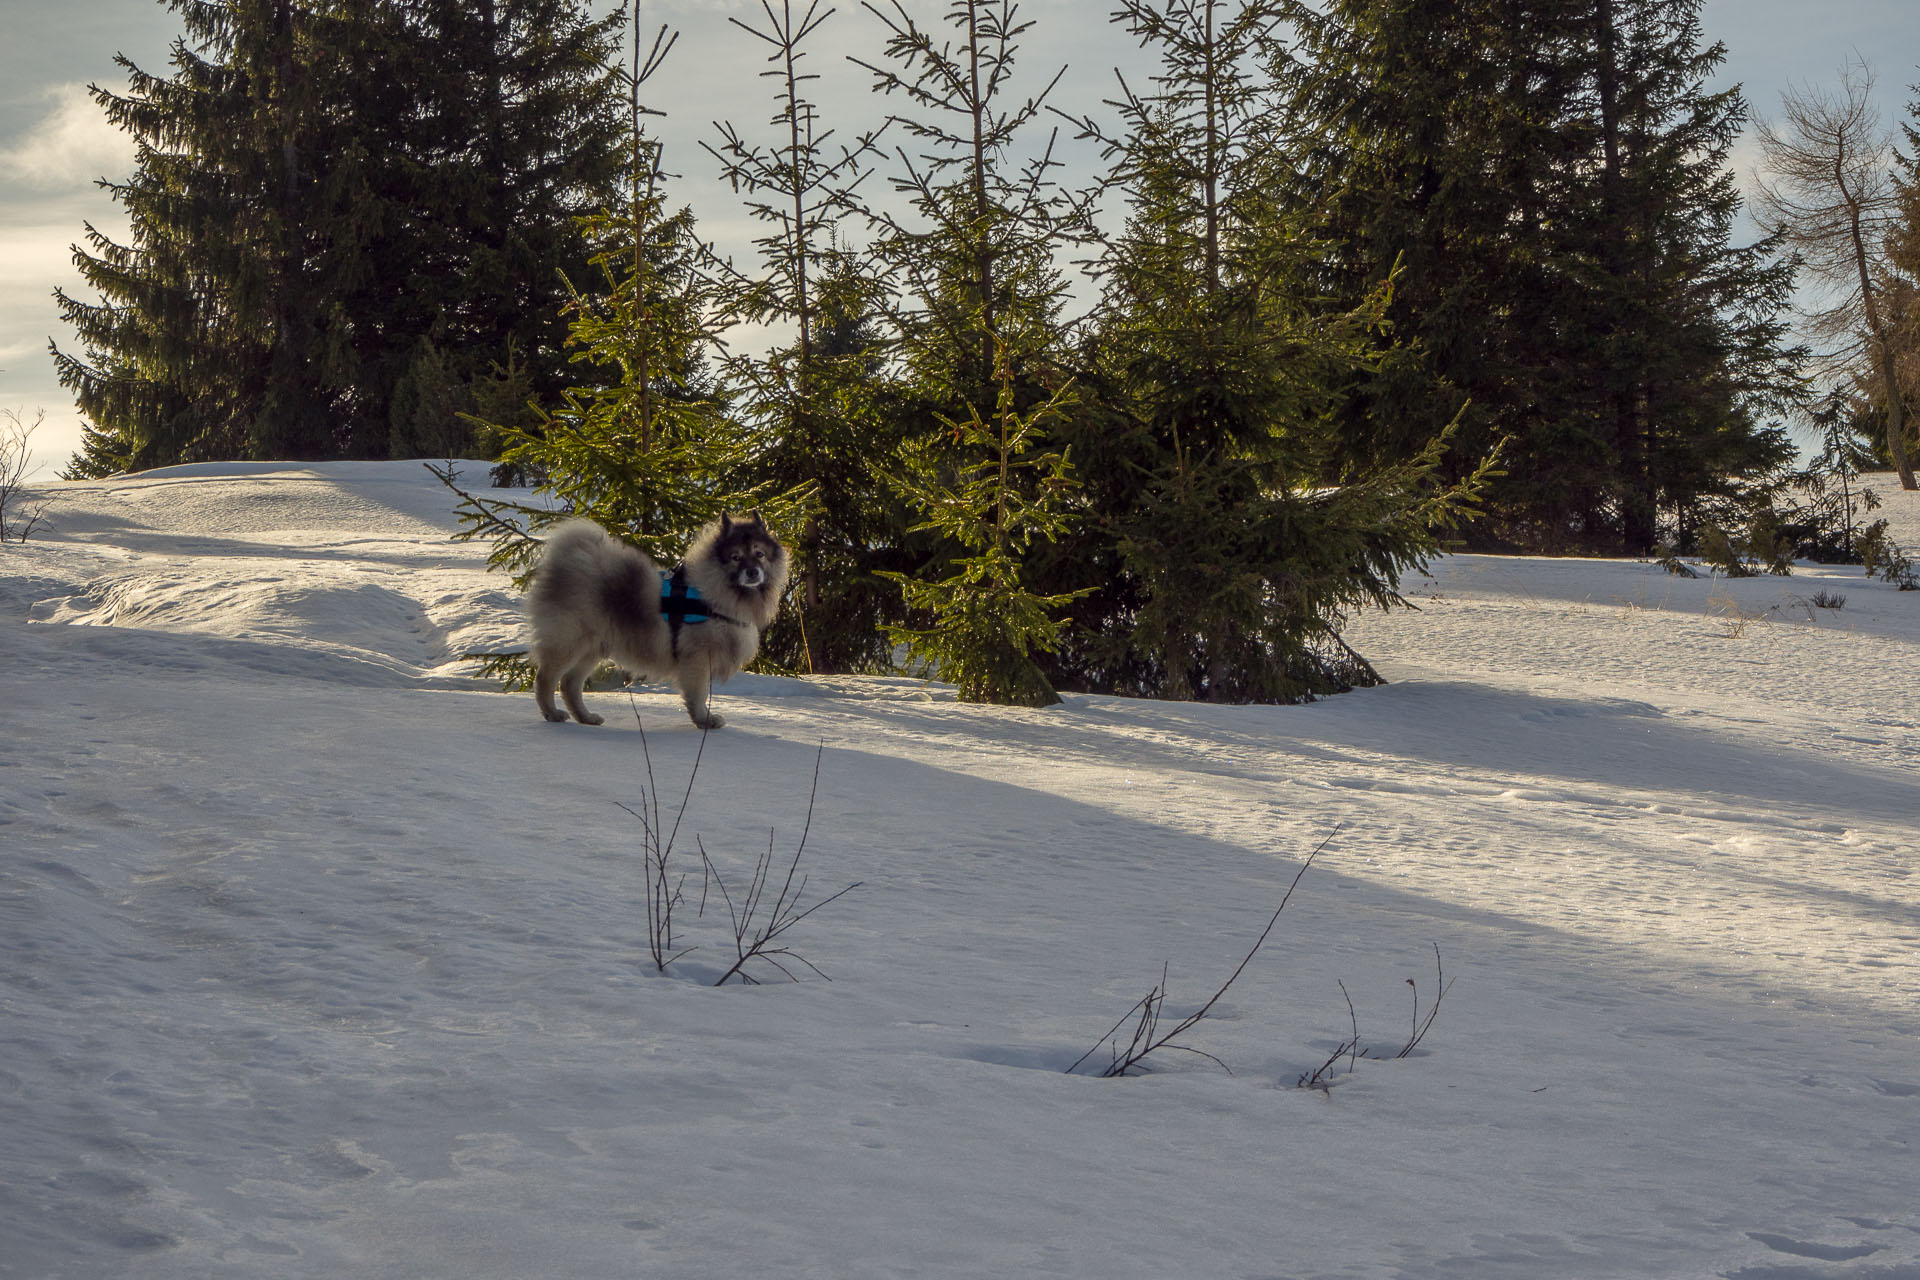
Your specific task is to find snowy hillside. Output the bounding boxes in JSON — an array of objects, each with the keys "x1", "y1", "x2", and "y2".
[{"x1": 4, "y1": 462, "x2": 1918, "y2": 1279}]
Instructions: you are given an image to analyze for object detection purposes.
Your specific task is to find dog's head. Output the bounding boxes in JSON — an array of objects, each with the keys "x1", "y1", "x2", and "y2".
[{"x1": 711, "y1": 511, "x2": 787, "y2": 594}]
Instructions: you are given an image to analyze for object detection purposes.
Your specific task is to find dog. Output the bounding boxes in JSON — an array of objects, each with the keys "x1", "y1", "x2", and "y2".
[{"x1": 526, "y1": 512, "x2": 788, "y2": 729}]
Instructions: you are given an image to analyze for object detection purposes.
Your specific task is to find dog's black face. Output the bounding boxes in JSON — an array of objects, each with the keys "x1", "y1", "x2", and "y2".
[{"x1": 714, "y1": 512, "x2": 785, "y2": 593}]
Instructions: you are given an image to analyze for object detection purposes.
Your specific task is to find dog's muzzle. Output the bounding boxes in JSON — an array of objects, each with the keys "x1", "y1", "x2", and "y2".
[{"x1": 737, "y1": 565, "x2": 766, "y2": 588}]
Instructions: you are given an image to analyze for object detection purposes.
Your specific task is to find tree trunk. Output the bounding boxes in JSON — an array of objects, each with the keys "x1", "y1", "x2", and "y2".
[
  {"x1": 1595, "y1": 0, "x2": 1655, "y2": 551},
  {"x1": 1842, "y1": 155, "x2": 1915, "y2": 488},
  {"x1": 1202, "y1": 0, "x2": 1220, "y2": 293}
]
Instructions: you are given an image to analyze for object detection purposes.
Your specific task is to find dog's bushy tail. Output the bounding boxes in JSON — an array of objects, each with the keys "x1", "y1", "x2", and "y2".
[
  {"x1": 528, "y1": 520, "x2": 614, "y2": 607},
  {"x1": 540, "y1": 519, "x2": 613, "y2": 562}
]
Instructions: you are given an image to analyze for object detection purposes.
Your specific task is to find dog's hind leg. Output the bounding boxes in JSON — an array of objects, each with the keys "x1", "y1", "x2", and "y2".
[
  {"x1": 533, "y1": 660, "x2": 568, "y2": 722},
  {"x1": 560, "y1": 658, "x2": 606, "y2": 725}
]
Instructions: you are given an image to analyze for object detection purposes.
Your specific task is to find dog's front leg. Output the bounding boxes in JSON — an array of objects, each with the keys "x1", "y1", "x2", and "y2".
[{"x1": 680, "y1": 671, "x2": 725, "y2": 729}]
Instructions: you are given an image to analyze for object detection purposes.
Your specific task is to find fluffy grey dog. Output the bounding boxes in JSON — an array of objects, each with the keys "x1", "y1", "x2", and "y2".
[{"x1": 526, "y1": 513, "x2": 789, "y2": 729}]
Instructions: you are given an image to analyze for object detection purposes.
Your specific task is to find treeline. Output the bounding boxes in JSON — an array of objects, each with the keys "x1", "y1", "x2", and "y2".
[{"x1": 51, "y1": 0, "x2": 1920, "y2": 703}]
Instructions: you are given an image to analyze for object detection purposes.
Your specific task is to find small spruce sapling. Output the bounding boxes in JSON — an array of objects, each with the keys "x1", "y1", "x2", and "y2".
[
  {"x1": 439, "y1": 16, "x2": 798, "y2": 592},
  {"x1": 884, "y1": 344, "x2": 1090, "y2": 706},
  {"x1": 1698, "y1": 507, "x2": 1794, "y2": 577},
  {"x1": 1784, "y1": 389, "x2": 1881, "y2": 561},
  {"x1": 1857, "y1": 520, "x2": 1920, "y2": 589}
]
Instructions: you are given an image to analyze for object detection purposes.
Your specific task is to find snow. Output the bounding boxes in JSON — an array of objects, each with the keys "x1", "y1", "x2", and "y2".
[{"x1": 3, "y1": 460, "x2": 1918, "y2": 1279}]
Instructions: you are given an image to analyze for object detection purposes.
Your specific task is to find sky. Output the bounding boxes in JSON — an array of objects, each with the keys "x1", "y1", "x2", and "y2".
[{"x1": 0, "y1": 0, "x2": 1915, "y2": 478}]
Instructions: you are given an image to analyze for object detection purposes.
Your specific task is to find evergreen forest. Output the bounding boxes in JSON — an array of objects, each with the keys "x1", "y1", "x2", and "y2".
[{"x1": 49, "y1": 0, "x2": 1920, "y2": 704}]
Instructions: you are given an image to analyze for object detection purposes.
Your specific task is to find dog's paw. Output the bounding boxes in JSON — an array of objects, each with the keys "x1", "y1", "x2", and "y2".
[
  {"x1": 578, "y1": 711, "x2": 606, "y2": 726},
  {"x1": 541, "y1": 707, "x2": 568, "y2": 722},
  {"x1": 692, "y1": 711, "x2": 726, "y2": 730}
]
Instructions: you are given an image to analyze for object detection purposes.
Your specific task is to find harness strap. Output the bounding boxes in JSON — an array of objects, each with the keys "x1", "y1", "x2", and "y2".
[
  {"x1": 662, "y1": 565, "x2": 709, "y2": 623},
  {"x1": 662, "y1": 565, "x2": 742, "y2": 655}
]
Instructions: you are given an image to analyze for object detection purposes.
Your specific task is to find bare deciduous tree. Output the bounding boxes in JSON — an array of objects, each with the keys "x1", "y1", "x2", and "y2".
[
  {"x1": 1, "y1": 408, "x2": 49, "y2": 543},
  {"x1": 1752, "y1": 59, "x2": 1913, "y2": 489},
  {"x1": 1886, "y1": 77, "x2": 1920, "y2": 432}
]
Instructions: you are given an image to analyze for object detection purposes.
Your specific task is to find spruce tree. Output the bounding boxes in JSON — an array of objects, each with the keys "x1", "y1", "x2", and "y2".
[
  {"x1": 447, "y1": 20, "x2": 784, "y2": 587},
  {"x1": 883, "y1": 350, "x2": 1089, "y2": 705},
  {"x1": 855, "y1": 0, "x2": 1097, "y2": 413},
  {"x1": 1569, "y1": 0, "x2": 1797, "y2": 552},
  {"x1": 1281, "y1": 0, "x2": 1572, "y2": 510},
  {"x1": 705, "y1": 0, "x2": 903, "y2": 673},
  {"x1": 55, "y1": 0, "x2": 625, "y2": 475},
  {"x1": 57, "y1": 0, "x2": 346, "y2": 472},
  {"x1": 356, "y1": 0, "x2": 627, "y2": 458},
  {"x1": 1053, "y1": 0, "x2": 1489, "y2": 702},
  {"x1": 854, "y1": 0, "x2": 1096, "y2": 702},
  {"x1": 1282, "y1": 0, "x2": 1798, "y2": 551}
]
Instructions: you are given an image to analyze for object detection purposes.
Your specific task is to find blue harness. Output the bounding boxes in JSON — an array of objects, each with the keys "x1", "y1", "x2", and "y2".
[
  {"x1": 661, "y1": 566, "x2": 739, "y2": 651},
  {"x1": 661, "y1": 565, "x2": 711, "y2": 631}
]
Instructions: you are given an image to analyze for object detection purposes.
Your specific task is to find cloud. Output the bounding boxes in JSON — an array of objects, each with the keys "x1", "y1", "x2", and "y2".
[
  {"x1": 0, "y1": 403, "x2": 87, "y2": 482},
  {"x1": 0, "y1": 221, "x2": 91, "y2": 290},
  {"x1": 0, "y1": 83, "x2": 135, "y2": 190},
  {"x1": 0, "y1": 216, "x2": 122, "y2": 479},
  {"x1": 1725, "y1": 130, "x2": 1768, "y2": 204}
]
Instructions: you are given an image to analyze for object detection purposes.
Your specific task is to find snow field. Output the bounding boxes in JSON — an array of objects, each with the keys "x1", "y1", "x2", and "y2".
[{"x1": 2, "y1": 462, "x2": 1917, "y2": 1278}]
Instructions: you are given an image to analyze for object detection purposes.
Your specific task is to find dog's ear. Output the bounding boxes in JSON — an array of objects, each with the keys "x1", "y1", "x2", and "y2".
[
  {"x1": 746, "y1": 509, "x2": 765, "y2": 530},
  {"x1": 719, "y1": 511, "x2": 734, "y2": 534}
]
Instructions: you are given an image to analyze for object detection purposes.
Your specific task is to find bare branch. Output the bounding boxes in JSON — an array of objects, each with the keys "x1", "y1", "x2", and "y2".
[
  {"x1": 701, "y1": 743, "x2": 861, "y2": 986},
  {"x1": 0, "y1": 408, "x2": 49, "y2": 543},
  {"x1": 1394, "y1": 944, "x2": 1452, "y2": 1059},
  {"x1": 1069, "y1": 825, "x2": 1340, "y2": 1078}
]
